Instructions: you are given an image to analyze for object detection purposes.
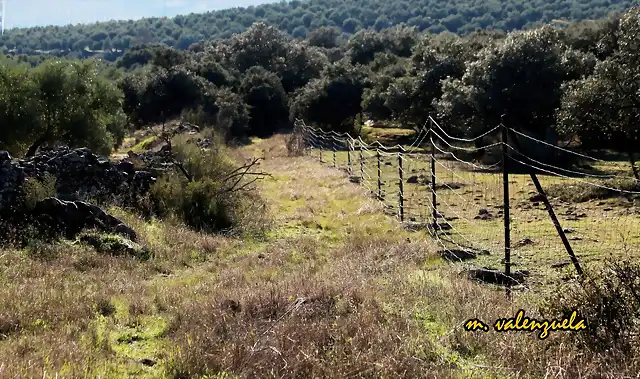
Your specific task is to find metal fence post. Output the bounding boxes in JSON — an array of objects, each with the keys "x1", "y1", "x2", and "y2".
[
  {"x1": 332, "y1": 140, "x2": 336, "y2": 168},
  {"x1": 347, "y1": 140, "x2": 352, "y2": 176},
  {"x1": 398, "y1": 152, "x2": 404, "y2": 222},
  {"x1": 359, "y1": 143, "x2": 364, "y2": 182},
  {"x1": 502, "y1": 123, "x2": 511, "y2": 298},
  {"x1": 430, "y1": 126, "x2": 437, "y2": 229},
  {"x1": 377, "y1": 149, "x2": 382, "y2": 200}
]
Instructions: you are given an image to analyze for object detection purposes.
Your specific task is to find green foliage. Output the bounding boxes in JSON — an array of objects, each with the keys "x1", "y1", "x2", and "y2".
[
  {"x1": 307, "y1": 26, "x2": 341, "y2": 48},
  {"x1": 119, "y1": 65, "x2": 215, "y2": 127},
  {"x1": 20, "y1": 173, "x2": 57, "y2": 213},
  {"x1": 150, "y1": 136, "x2": 247, "y2": 233},
  {"x1": 79, "y1": 232, "x2": 151, "y2": 260},
  {"x1": 289, "y1": 60, "x2": 369, "y2": 133},
  {"x1": 240, "y1": 67, "x2": 289, "y2": 137},
  {"x1": 3, "y1": 4, "x2": 640, "y2": 159},
  {"x1": 0, "y1": 0, "x2": 636, "y2": 61},
  {"x1": 383, "y1": 35, "x2": 466, "y2": 129},
  {"x1": 436, "y1": 26, "x2": 571, "y2": 139},
  {"x1": 0, "y1": 59, "x2": 128, "y2": 157},
  {"x1": 557, "y1": 7, "x2": 640, "y2": 156}
]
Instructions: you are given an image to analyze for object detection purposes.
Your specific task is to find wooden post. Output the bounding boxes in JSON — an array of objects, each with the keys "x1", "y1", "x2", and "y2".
[
  {"x1": 377, "y1": 149, "x2": 382, "y2": 200},
  {"x1": 398, "y1": 152, "x2": 404, "y2": 222},
  {"x1": 502, "y1": 123, "x2": 512, "y2": 298}
]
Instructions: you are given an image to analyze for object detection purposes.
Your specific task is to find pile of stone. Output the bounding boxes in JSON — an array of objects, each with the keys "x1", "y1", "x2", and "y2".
[
  {"x1": 0, "y1": 146, "x2": 163, "y2": 242},
  {"x1": 1, "y1": 147, "x2": 157, "y2": 211}
]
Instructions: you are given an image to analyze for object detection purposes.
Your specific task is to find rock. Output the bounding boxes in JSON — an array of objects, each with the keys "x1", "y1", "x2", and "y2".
[
  {"x1": 114, "y1": 223, "x2": 137, "y2": 242},
  {"x1": 384, "y1": 162, "x2": 392, "y2": 166},
  {"x1": 563, "y1": 228, "x2": 575, "y2": 234},
  {"x1": 406, "y1": 175, "x2": 419, "y2": 184},
  {"x1": 474, "y1": 209, "x2": 493, "y2": 220},
  {"x1": 0, "y1": 146, "x2": 158, "y2": 219},
  {"x1": 116, "y1": 160, "x2": 135, "y2": 174},
  {"x1": 529, "y1": 193, "x2": 545, "y2": 202},
  {"x1": 140, "y1": 359, "x2": 157, "y2": 367},
  {"x1": 467, "y1": 268, "x2": 529, "y2": 286},
  {"x1": 0, "y1": 151, "x2": 11, "y2": 162},
  {"x1": 440, "y1": 249, "x2": 490, "y2": 261},
  {"x1": 515, "y1": 238, "x2": 535, "y2": 247},
  {"x1": 435, "y1": 182, "x2": 462, "y2": 190},
  {"x1": 31, "y1": 197, "x2": 137, "y2": 241}
]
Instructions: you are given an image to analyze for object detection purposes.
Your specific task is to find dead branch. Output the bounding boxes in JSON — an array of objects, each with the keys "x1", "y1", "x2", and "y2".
[
  {"x1": 215, "y1": 157, "x2": 271, "y2": 195},
  {"x1": 220, "y1": 157, "x2": 263, "y2": 182}
]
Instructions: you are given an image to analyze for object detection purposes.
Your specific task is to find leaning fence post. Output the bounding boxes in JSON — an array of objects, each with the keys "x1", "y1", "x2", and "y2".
[
  {"x1": 398, "y1": 152, "x2": 404, "y2": 222},
  {"x1": 506, "y1": 127, "x2": 583, "y2": 277},
  {"x1": 501, "y1": 123, "x2": 512, "y2": 298},
  {"x1": 319, "y1": 134, "x2": 323, "y2": 163},
  {"x1": 377, "y1": 149, "x2": 382, "y2": 200}
]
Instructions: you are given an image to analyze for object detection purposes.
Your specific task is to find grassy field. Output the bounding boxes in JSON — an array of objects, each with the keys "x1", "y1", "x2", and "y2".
[{"x1": 1, "y1": 131, "x2": 639, "y2": 377}]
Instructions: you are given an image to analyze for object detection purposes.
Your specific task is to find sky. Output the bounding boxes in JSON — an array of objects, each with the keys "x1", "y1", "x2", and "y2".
[{"x1": 1, "y1": 0, "x2": 278, "y2": 29}]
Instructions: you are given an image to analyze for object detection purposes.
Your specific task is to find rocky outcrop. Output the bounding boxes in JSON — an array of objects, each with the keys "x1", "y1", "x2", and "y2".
[
  {"x1": 31, "y1": 197, "x2": 137, "y2": 241},
  {"x1": 0, "y1": 146, "x2": 158, "y2": 218}
]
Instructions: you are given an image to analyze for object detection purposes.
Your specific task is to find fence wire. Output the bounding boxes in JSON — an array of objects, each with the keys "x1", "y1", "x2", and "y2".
[{"x1": 292, "y1": 118, "x2": 640, "y2": 293}]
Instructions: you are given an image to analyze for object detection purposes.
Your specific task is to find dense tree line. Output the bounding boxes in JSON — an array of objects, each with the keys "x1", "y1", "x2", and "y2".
[
  {"x1": 0, "y1": 58, "x2": 127, "y2": 156},
  {"x1": 0, "y1": 0, "x2": 637, "y2": 61},
  {"x1": 1, "y1": 6, "x2": 640, "y2": 175}
]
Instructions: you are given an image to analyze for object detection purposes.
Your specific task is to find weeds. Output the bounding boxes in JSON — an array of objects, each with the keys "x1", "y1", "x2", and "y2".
[{"x1": 546, "y1": 259, "x2": 640, "y2": 353}]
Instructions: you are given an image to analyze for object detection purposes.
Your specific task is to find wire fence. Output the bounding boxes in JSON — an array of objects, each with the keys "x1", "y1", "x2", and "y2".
[{"x1": 292, "y1": 117, "x2": 640, "y2": 295}]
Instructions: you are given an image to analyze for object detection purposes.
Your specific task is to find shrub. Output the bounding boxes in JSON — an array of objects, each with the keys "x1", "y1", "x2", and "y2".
[
  {"x1": 152, "y1": 175, "x2": 233, "y2": 232},
  {"x1": 150, "y1": 133, "x2": 267, "y2": 235},
  {"x1": 545, "y1": 259, "x2": 640, "y2": 353},
  {"x1": 20, "y1": 172, "x2": 56, "y2": 212}
]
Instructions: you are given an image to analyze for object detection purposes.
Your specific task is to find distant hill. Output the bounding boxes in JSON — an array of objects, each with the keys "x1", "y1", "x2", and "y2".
[{"x1": 0, "y1": 0, "x2": 637, "y2": 60}]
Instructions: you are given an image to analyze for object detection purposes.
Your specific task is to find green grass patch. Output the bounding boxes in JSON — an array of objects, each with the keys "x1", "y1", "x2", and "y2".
[{"x1": 130, "y1": 136, "x2": 158, "y2": 152}]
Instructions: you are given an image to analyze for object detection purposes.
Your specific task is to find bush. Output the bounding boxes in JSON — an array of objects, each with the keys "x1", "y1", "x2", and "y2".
[
  {"x1": 152, "y1": 175, "x2": 233, "y2": 232},
  {"x1": 546, "y1": 259, "x2": 640, "y2": 353},
  {"x1": 150, "y1": 134, "x2": 267, "y2": 235},
  {"x1": 547, "y1": 177, "x2": 640, "y2": 202},
  {"x1": 20, "y1": 172, "x2": 57, "y2": 212}
]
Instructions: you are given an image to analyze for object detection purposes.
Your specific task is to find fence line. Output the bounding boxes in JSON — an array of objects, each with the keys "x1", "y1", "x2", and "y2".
[{"x1": 292, "y1": 118, "x2": 640, "y2": 296}]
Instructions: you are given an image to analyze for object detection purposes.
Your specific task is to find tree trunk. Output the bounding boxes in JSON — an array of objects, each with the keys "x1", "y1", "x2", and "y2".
[
  {"x1": 629, "y1": 151, "x2": 640, "y2": 181},
  {"x1": 25, "y1": 133, "x2": 51, "y2": 157}
]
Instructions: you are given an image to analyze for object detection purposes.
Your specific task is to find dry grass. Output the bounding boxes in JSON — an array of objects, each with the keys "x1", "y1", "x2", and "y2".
[{"x1": 1, "y1": 132, "x2": 639, "y2": 378}]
